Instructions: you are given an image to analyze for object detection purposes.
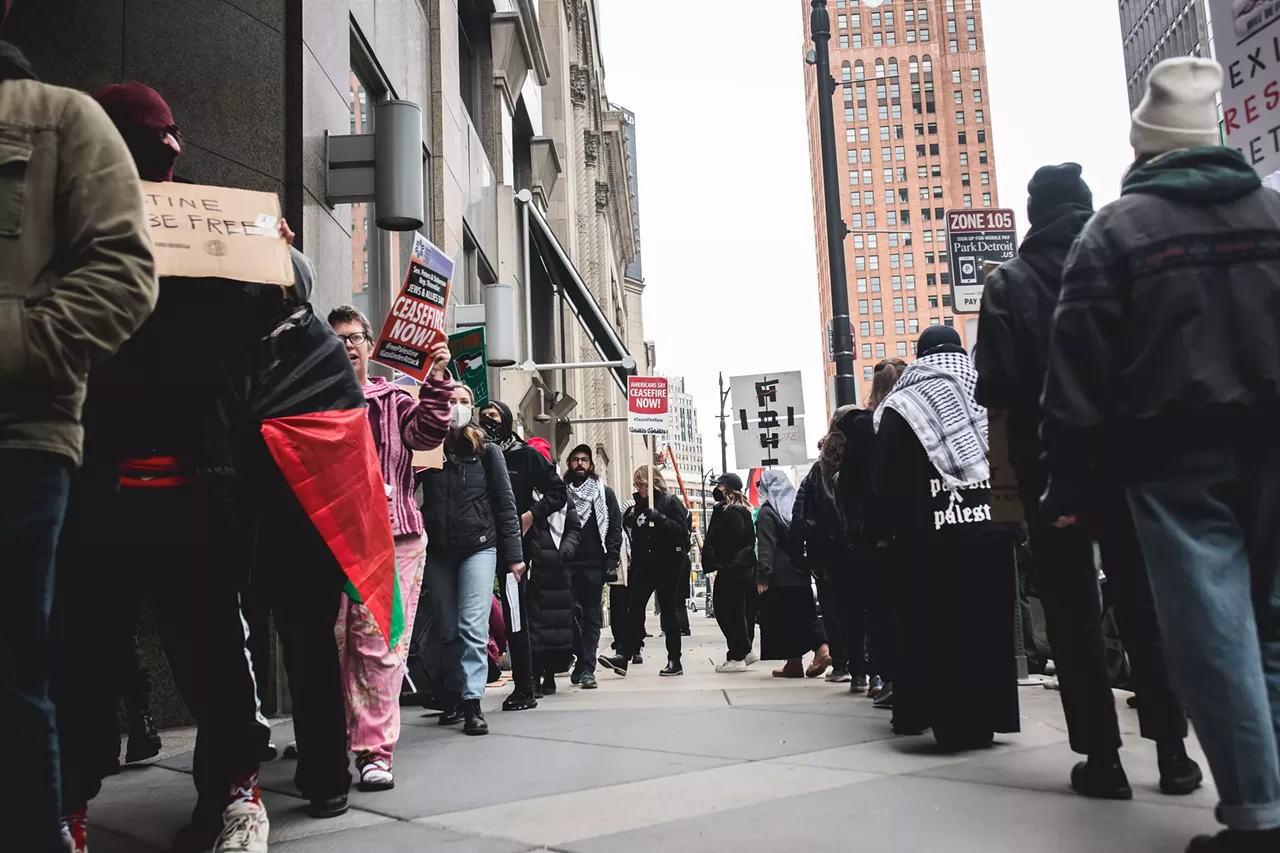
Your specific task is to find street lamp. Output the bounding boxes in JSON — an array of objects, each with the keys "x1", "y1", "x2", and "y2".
[{"x1": 809, "y1": 0, "x2": 858, "y2": 409}]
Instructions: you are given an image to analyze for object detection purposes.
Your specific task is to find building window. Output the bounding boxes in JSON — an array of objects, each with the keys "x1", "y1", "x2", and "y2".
[
  {"x1": 871, "y1": 276, "x2": 881, "y2": 291},
  {"x1": 954, "y1": 90, "x2": 964, "y2": 104},
  {"x1": 872, "y1": 298, "x2": 883, "y2": 313},
  {"x1": 862, "y1": 343, "x2": 873, "y2": 359},
  {"x1": 981, "y1": 172, "x2": 990, "y2": 185},
  {"x1": 857, "y1": 277, "x2": 868, "y2": 292},
  {"x1": 858, "y1": 299, "x2": 869, "y2": 315},
  {"x1": 976, "y1": 109, "x2": 985, "y2": 124},
  {"x1": 952, "y1": 70, "x2": 962, "y2": 84},
  {"x1": 945, "y1": 316, "x2": 955, "y2": 327},
  {"x1": 869, "y1": 255, "x2": 880, "y2": 270},
  {"x1": 958, "y1": 131, "x2": 967, "y2": 144},
  {"x1": 895, "y1": 319, "x2": 906, "y2": 334},
  {"x1": 977, "y1": 130, "x2": 986, "y2": 142},
  {"x1": 963, "y1": 194, "x2": 972, "y2": 208},
  {"x1": 887, "y1": 211, "x2": 897, "y2": 226},
  {"x1": 974, "y1": 88, "x2": 983, "y2": 102},
  {"x1": 979, "y1": 149, "x2": 989, "y2": 164},
  {"x1": 961, "y1": 172, "x2": 971, "y2": 186},
  {"x1": 875, "y1": 342, "x2": 887, "y2": 358},
  {"x1": 851, "y1": 213, "x2": 863, "y2": 228},
  {"x1": 860, "y1": 321, "x2": 871, "y2": 337},
  {"x1": 893, "y1": 297, "x2": 904, "y2": 312},
  {"x1": 956, "y1": 110, "x2": 965, "y2": 125},
  {"x1": 867, "y1": 212, "x2": 877, "y2": 227},
  {"x1": 942, "y1": 294, "x2": 953, "y2": 307},
  {"x1": 968, "y1": 37, "x2": 978, "y2": 50},
  {"x1": 983, "y1": 192, "x2": 992, "y2": 206},
  {"x1": 949, "y1": 39, "x2": 958, "y2": 52},
  {"x1": 972, "y1": 68, "x2": 981, "y2": 82},
  {"x1": 907, "y1": 296, "x2": 917, "y2": 311},
  {"x1": 897, "y1": 342, "x2": 908, "y2": 356},
  {"x1": 906, "y1": 275, "x2": 916, "y2": 289},
  {"x1": 920, "y1": 27, "x2": 929, "y2": 41},
  {"x1": 874, "y1": 320, "x2": 884, "y2": 335},
  {"x1": 967, "y1": 17, "x2": 976, "y2": 31},
  {"x1": 864, "y1": 366, "x2": 874, "y2": 381},
  {"x1": 909, "y1": 318, "x2": 919, "y2": 333}
]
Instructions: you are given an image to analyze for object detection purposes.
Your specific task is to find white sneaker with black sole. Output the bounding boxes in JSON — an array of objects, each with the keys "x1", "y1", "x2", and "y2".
[{"x1": 213, "y1": 801, "x2": 269, "y2": 853}]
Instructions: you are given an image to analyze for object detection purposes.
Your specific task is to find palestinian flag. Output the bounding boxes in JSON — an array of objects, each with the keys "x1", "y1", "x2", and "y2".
[{"x1": 250, "y1": 306, "x2": 400, "y2": 648}]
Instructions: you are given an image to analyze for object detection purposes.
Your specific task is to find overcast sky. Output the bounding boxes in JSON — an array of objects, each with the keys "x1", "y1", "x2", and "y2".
[{"x1": 596, "y1": 0, "x2": 1134, "y2": 475}]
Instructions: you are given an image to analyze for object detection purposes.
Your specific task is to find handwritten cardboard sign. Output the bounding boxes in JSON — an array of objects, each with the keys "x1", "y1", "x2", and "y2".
[
  {"x1": 371, "y1": 234, "x2": 453, "y2": 381},
  {"x1": 141, "y1": 182, "x2": 292, "y2": 286}
]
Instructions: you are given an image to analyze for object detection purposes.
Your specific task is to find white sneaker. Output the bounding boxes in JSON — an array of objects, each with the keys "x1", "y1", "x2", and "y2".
[
  {"x1": 744, "y1": 652, "x2": 760, "y2": 666},
  {"x1": 716, "y1": 659, "x2": 748, "y2": 673},
  {"x1": 214, "y1": 801, "x2": 269, "y2": 853},
  {"x1": 358, "y1": 757, "x2": 395, "y2": 791}
]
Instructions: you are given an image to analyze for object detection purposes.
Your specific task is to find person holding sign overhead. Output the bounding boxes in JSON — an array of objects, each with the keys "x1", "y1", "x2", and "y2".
[{"x1": 327, "y1": 305, "x2": 452, "y2": 791}]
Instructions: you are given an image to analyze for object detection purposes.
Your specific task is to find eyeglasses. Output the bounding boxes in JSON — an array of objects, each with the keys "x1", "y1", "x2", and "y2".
[{"x1": 338, "y1": 332, "x2": 371, "y2": 346}]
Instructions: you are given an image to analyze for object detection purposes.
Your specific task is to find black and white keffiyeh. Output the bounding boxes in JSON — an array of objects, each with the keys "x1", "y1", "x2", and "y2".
[
  {"x1": 568, "y1": 477, "x2": 609, "y2": 548},
  {"x1": 874, "y1": 351, "x2": 989, "y2": 489}
]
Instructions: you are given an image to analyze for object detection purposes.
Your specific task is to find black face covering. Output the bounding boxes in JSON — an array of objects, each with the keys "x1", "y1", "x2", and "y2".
[{"x1": 713, "y1": 486, "x2": 726, "y2": 503}]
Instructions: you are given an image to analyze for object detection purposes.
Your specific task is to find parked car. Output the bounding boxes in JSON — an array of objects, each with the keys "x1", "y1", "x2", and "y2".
[{"x1": 688, "y1": 590, "x2": 708, "y2": 613}]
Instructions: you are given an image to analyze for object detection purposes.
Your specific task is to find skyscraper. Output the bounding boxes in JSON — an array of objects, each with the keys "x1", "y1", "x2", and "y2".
[
  {"x1": 803, "y1": 0, "x2": 1002, "y2": 399},
  {"x1": 1118, "y1": 1, "x2": 1209, "y2": 112}
]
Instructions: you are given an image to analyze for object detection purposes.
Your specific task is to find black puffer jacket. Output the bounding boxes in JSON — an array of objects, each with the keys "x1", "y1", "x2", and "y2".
[
  {"x1": 525, "y1": 502, "x2": 582, "y2": 661},
  {"x1": 702, "y1": 502, "x2": 756, "y2": 576},
  {"x1": 623, "y1": 489, "x2": 689, "y2": 588},
  {"x1": 417, "y1": 443, "x2": 523, "y2": 561},
  {"x1": 972, "y1": 204, "x2": 1093, "y2": 472}
]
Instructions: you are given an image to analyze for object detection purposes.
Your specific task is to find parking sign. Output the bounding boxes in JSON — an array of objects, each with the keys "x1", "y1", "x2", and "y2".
[{"x1": 945, "y1": 209, "x2": 1018, "y2": 314}]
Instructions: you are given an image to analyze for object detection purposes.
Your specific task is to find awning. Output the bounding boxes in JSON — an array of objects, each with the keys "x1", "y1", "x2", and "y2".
[{"x1": 523, "y1": 198, "x2": 636, "y2": 393}]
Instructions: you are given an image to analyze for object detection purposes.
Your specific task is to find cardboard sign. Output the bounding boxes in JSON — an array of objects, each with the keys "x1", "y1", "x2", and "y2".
[
  {"x1": 945, "y1": 209, "x2": 1018, "y2": 314},
  {"x1": 731, "y1": 371, "x2": 808, "y2": 468},
  {"x1": 141, "y1": 182, "x2": 292, "y2": 285},
  {"x1": 447, "y1": 326, "x2": 489, "y2": 407},
  {"x1": 371, "y1": 235, "x2": 453, "y2": 381},
  {"x1": 987, "y1": 408, "x2": 1025, "y2": 524},
  {"x1": 1209, "y1": 0, "x2": 1280, "y2": 174},
  {"x1": 627, "y1": 376, "x2": 670, "y2": 434}
]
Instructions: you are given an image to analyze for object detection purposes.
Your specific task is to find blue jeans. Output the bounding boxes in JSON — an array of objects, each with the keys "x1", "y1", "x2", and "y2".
[
  {"x1": 0, "y1": 449, "x2": 71, "y2": 852},
  {"x1": 1127, "y1": 444, "x2": 1280, "y2": 832},
  {"x1": 426, "y1": 548, "x2": 497, "y2": 701}
]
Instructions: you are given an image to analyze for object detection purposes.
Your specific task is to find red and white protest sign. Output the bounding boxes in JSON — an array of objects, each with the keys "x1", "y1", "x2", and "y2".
[
  {"x1": 371, "y1": 234, "x2": 453, "y2": 381},
  {"x1": 1210, "y1": 0, "x2": 1280, "y2": 176},
  {"x1": 627, "y1": 376, "x2": 670, "y2": 435}
]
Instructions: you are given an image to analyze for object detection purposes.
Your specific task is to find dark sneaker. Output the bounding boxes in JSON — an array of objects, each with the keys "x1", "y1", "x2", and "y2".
[
  {"x1": 1070, "y1": 757, "x2": 1133, "y2": 800},
  {"x1": 659, "y1": 660, "x2": 683, "y2": 677},
  {"x1": 570, "y1": 668, "x2": 584, "y2": 685},
  {"x1": 125, "y1": 711, "x2": 162, "y2": 764},
  {"x1": 463, "y1": 699, "x2": 489, "y2": 736},
  {"x1": 437, "y1": 702, "x2": 465, "y2": 725},
  {"x1": 580, "y1": 673, "x2": 598, "y2": 689},
  {"x1": 872, "y1": 682, "x2": 894, "y2": 708},
  {"x1": 533, "y1": 682, "x2": 544, "y2": 699},
  {"x1": 631, "y1": 653, "x2": 644, "y2": 665},
  {"x1": 849, "y1": 674, "x2": 870, "y2": 693},
  {"x1": 502, "y1": 690, "x2": 538, "y2": 711},
  {"x1": 598, "y1": 654, "x2": 629, "y2": 676},
  {"x1": 1187, "y1": 828, "x2": 1280, "y2": 852},
  {"x1": 307, "y1": 794, "x2": 349, "y2": 819},
  {"x1": 1159, "y1": 754, "x2": 1204, "y2": 796},
  {"x1": 867, "y1": 675, "x2": 885, "y2": 698},
  {"x1": 541, "y1": 673, "x2": 557, "y2": 696}
]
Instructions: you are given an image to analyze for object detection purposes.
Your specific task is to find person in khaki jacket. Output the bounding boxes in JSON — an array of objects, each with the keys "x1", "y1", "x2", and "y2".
[{"x1": 0, "y1": 14, "x2": 156, "y2": 853}]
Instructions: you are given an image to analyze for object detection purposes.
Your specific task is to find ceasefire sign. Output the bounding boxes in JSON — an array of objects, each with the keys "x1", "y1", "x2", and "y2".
[
  {"x1": 627, "y1": 376, "x2": 670, "y2": 435},
  {"x1": 946, "y1": 208, "x2": 1018, "y2": 315}
]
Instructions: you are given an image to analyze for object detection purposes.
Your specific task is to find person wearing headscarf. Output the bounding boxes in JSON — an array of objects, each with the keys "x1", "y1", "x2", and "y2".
[
  {"x1": 599, "y1": 467, "x2": 691, "y2": 677},
  {"x1": 0, "y1": 21, "x2": 157, "y2": 853},
  {"x1": 974, "y1": 164, "x2": 1199, "y2": 801},
  {"x1": 866, "y1": 326, "x2": 1019, "y2": 750},
  {"x1": 476, "y1": 400, "x2": 565, "y2": 710},
  {"x1": 703, "y1": 473, "x2": 758, "y2": 671},
  {"x1": 755, "y1": 469, "x2": 831, "y2": 678},
  {"x1": 564, "y1": 445, "x2": 622, "y2": 689}
]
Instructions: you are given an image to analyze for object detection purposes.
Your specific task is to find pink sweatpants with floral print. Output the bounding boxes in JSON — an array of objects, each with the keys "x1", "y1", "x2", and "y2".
[{"x1": 335, "y1": 533, "x2": 426, "y2": 765}]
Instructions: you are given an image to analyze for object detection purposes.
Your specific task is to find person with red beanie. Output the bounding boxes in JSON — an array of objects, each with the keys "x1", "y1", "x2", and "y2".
[
  {"x1": 0, "y1": 8, "x2": 157, "y2": 853},
  {"x1": 51, "y1": 82, "x2": 275, "y2": 853}
]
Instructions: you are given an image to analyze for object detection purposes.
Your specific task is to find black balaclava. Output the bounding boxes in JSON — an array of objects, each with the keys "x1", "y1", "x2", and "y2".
[
  {"x1": 916, "y1": 325, "x2": 963, "y2": 358},
  {"x1": 482, "y1": 399, "x2": 516, "y2": 445}
]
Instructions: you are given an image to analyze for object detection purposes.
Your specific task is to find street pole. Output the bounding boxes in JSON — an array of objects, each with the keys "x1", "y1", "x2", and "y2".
[
  {"x1": 717, "y1": 371, "x2": 729, "y2": 473},
  {"x1": 810, "y1": 0, "x2": 858, "y2": 408}
]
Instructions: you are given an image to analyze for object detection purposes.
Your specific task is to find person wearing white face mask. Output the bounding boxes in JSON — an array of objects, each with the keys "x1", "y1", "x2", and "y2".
[
  {"x1": 415, "y1": 383, "x2": 524, "y2": 735},
  {"x1": 327, "y1": 306, "x2": 452, "y2": 791}
]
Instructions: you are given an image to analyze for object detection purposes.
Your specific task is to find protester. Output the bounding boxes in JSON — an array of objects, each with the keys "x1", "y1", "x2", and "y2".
[
  {"x1": 521, "y1": 441, "x2": 583, "y2": 697},
  {"x1": 0, "y1": 30, "x2": 157, "y2": 852},
  {"x1": 843, "y1": 359, "x2": 906, "y2": 704},
  {"x1": 327, "y1": 306, "x2": 452, "y2": 791},
  {"x1": 564, "y1": 445, "x2": 623, "y2": 690},
  {"x1": 1041, "y1": 57, "x2": 1280, "y2": 852},
  {"x1": 599, "y1": 468, "x2": 691, "y2": 677},
  {"x1": 867, "y1": 326, "x2": 1019, "y2": 749},
  {"x1": 793, "y1": 440, "x2": 858, "y2": 684},
  {"x1": 703, "y1": 474, "x2": 758, "y2": 671},
  {"x1": 754, "y1": 470, "x2": 831, "y2": 678},
  {"x1": 418, "y1": 384, "x2": 523, "y2": 734},
  {"x1": 477, "y1": 401, "x2": 566, "y2": 710},
  {"x1": 974, "y1": 162, "x2": 1199, "y2": 801}
]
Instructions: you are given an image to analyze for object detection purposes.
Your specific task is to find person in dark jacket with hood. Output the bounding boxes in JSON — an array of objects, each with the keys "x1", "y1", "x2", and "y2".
[
  {"x1": 564, "y1": 444, "x2": 623, "y2": 689},
  {"x1": 755, "y1": 469, "x2": 830, "y2": 678},
  {"x1": 599, "y1": 467, "x2": 691, "y2": 677},
  {"x1": 418, "y1": 384, "x2": 523, "y2": 735},
  {"x1": 974, "y1": 162, "x2": 1200, "y2": 803},
  {"x1": 524, "y1": 482, "x2": 583, "y2": 697},
  {"x1": 477, "y1": 400, "x2": 566, "y2": 710},
  {"x1": 1042, "y1": 58, "x2": 1280, "y2": 853},
  {"x1": 867, "y1": 326, "x2": 1018, "y2": 750},
  {"x1": 704, "y1": 473, "x2": 758, "y2": 671}
]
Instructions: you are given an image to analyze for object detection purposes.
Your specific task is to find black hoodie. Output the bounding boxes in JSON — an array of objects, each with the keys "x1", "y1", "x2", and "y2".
[
  {"x1": 484, "y1": 400, "x2": 567, "y2": 523},
  {"x1": 972, "y1": 203, "x2": 1093, "y2": 471}
]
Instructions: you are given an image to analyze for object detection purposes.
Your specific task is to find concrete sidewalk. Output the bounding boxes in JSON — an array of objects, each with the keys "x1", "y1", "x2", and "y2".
[{"x1": 87, "y1": 613, "x2": 1217, "y2": 852}]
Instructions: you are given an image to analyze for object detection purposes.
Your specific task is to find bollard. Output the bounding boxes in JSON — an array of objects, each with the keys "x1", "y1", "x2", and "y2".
[{"x1": 1012, "y1": 540, "x2": 1040, "y2": 685}]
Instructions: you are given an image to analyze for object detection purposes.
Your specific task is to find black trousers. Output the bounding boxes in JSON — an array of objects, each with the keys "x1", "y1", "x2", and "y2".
[
  {"x1": 571, "y1": 566, "x2": 606, "y2": 676},
  {"x1": 608, "y1": 583, "x2": 629, "y2": 652},
  {"x1": 253, "y1": 464, "x2": 351, "y2": 801},
  {"x1": 54, "y1": 481, "x2": 270, "y2": 812},
  {"x1": 1018, "y1": 465, "x2": 1187, "y2": 754},
  {"x1": 620, "y1": 570, "x2": 682, "y2": 662},
  {"x1": 713, "y1": 570, "x2": 754, "y2": 661},
  {"x1": 826, "y1": 568, "x2": 869, "y2": 676},
  {"x1": 500, "y1": 569, "x2": 534, "y2": 693}
]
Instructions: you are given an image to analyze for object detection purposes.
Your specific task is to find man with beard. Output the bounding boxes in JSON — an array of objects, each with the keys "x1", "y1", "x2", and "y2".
[
  {"x1": 563, "y1": 445, "x2": 622, "y2": 689},
  {"x1": 974, "y1": 163, "x2": 1199, "y2": 802}
]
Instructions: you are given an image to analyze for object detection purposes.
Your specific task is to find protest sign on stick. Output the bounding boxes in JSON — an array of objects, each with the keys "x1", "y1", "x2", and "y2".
[{"x1": 371, "y1": 235, "x2": 453, "y2": 381}]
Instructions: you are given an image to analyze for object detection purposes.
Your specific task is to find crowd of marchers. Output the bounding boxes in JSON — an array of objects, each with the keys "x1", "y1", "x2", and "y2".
[{"x1": 697, "y1": 56, "x2": 1280, "y2": 853}]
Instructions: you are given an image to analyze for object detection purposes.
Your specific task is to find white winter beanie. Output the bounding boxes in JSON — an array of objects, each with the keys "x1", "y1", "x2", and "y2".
[{"x1": 1130, "y1": 57, "x2": 1223, "y2": 155}]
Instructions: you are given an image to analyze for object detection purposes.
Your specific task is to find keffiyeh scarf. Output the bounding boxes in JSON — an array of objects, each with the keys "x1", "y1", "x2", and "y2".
[
  {"x1": 757, "y1": 469, "x2": 797, "y2": 525},
  {"x1": 568, "y1": 478, "x2": 609, "y2": 548},
  {"x1": 874, "y1": 351, "x2": 989, "y2": 489}
]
